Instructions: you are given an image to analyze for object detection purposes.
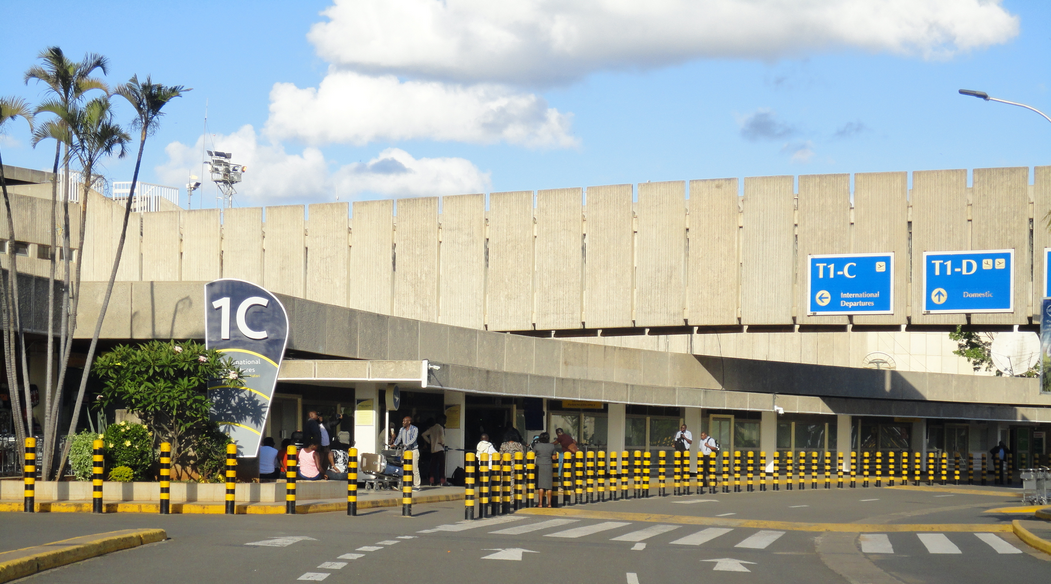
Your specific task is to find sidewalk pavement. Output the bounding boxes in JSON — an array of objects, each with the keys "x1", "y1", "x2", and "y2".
[
  {"x1": 0, "y1": 529, "x2": 166, "y2": 583},
  {"x1": 0, "y1": 485, "x2": 465, "y2": 514}
]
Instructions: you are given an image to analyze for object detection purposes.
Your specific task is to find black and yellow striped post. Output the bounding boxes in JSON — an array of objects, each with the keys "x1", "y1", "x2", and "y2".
[
  {"x1": 940, "y1": 452, "x2": 947, "y2": 485},
  {"x1": 926, "y1": 451, "x2": 935, "y2": 485},
  {"x1": 810, "y1": 451, "x2": 819, "y2": 489},
  {"x1": 606, "y1": 451, "x2": 616, "y2": 501},
  {"x1": 225, "y1": 443, "x2": 237, "y2": 515},
  {"x1": 502, "y1": 452, "x2": 513, "y2": 514},
  {"x1": 900, "y1": 451, "x2": 909, "y2": 486},
  {"x1": 733, "y1": 451, "x2": 742, "y2": 493},
  {"x1": 562, "y1": 453, "x2": 574, "y2": 506},
  {"x1": 980, "y1": 453, "x2": 988, "y2": 485},
  {"x1": 597, "y1": 450, "x2": 607, "y2": 502},
  {"x1": 514, "y1": 451, "x2": 525, "y2": 511},
  {"x1": 285, "y1": 445, "x2": 297, "y2": 514},
  {"x1": 706, "y1": 451, "x2": 716, "y2": 495},
  {"x1": 953, "y1": 452, "x2": 960, "y2": 485},
  {"x1": 631, "y1": 451, "x2": 642, "y2": 499},
  {"x1": 720, "y1": 451, "x2": 730, "y2": 493},
  {"x1": 799, "y1": 451, "x2": 807, "y2": 490},
  {"x1": 836, "y1": 451, "x2": 844, "y2": 488},
  {"x1": 479, "y1": 453, "x2": 490, "y2": 518},
  {"x1": 862, "y1": 451, "x2": 870, "y2": 488},
  {"x1": 823, "y1": 450, "x2": 831, "y2": 489},
  {"x1": 586, "y1": 451, "x2": 596, "y2": 503},
  {"x1": 640, "y1": 452, "x2": 649, "y2": 497},
  {"x1": 772, "y1": 452, "x2": 781, "y2": 491},
  {"x1": 621, "y1": 451, "x2": 631, "y2": 500},
  {"x1": 526, "y1": 451, "x2": 536, "y2": 508},
  {"x1": 784, "y1": 451, "x2": 794, "y2": 491},
  {"x1": 24, "y1": 438, "x2": 37, "y2": 513},
  {"x1": 402, "y1": 449, "x2": 414, "y2": 517},
  {"x1": 1007, "y1": 453, "x2": 1014, "y2": 485},
  {"x1": 874, "y1": 450, "x2": 882, "y2": 487},
  {"x1": 913, "y1": 451, "x2": 921, "y2": 485},
  {"x1": 348, "y1": 447, "x2": 358, "y2": 516},
  {"x1": 888, "y1": 451, "x2": 896, "y2": 486},
  {"x1": 159, "y1": 442, "x2": 171, "y2": 515},
  {"x1": 658, "y1": 451, "x2": 667, "y2": 496},
  {"x1": 685, "y1": 451, "x2": 694, "y2": 495},
  {"x1": 746, "y1": 451, "x2": 754, "y2": 493},
  {"x1": 573, "y1": 451, "x2": 584, "y2": 505},
  {"x1": 967, "y1": 453, "x2": 975, "y2": 485},
  {"x1": 672, "y1": 451, "x2": 681, "y2": 496},
  {"x1": 849, "y1": 452, "x2": 857, "y2": 488},
  {"x1": 465, "y1": 452, "x2": 476, "y2": 519},
  {"x1": 759, "y1": 452, "x2": 767, "y2": 492},
  {"x1": 92, "y1": 439, "x2": 104, "y2": 514}
]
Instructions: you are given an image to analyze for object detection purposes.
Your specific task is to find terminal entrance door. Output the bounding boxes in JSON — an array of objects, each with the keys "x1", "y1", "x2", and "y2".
[{"x1": 710, "y1": 415, "x2": 733, "y2": 454}]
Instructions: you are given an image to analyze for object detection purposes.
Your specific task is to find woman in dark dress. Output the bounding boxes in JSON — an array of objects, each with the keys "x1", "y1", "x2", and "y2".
[{"x1": 533, "y1": 432, "x2": 557, "y2": 507}]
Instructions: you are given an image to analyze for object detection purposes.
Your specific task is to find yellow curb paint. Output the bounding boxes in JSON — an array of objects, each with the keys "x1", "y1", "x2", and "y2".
[
  {"x1": 0, "y1": 528, "x2": 166, "y2": 584},
  {"x1": 984, "y1": 505, "x2": 1051, "y2": 514},
  {"x1": 521, "y1": 508, "x2": 1012, "y2": 533},
  {"x1": 885, "y1": 485, "x2": 1021, "y2": 498},
  {"x1": 1035, "y1": 509, "x2": 1051, "y2": 521},
  {"x1": 1012, "y1": 520, "x2": 1051, "y2": 555}
]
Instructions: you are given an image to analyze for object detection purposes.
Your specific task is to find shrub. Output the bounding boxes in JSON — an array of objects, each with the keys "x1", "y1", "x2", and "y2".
[
  {"x1": 68, "y1": 430, "x2": 102, "y2": 481},
  {"x1": 103, "y1": 421, "x2": 154, "y2": 480},
  {"x1": 193, "y1": 425, "x2": 233, "y2": 483},
  {"x1": 108, "y1": 466, "x2": 135, "y2": 482}
]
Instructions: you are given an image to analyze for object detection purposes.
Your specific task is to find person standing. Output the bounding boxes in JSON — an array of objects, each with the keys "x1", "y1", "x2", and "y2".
[
  {"x1": 699, "y1": 431, "x2": 719, "y2": 456},
  {"x1": 476, "y1": 434, "x2": 499, "y2": 470},
  {"x1": 989, "y1": 440, "x2": 1012, "y2": 485},
  {"x1": 391, "y1": 415, "x2": 421, "y2": 490},
  {"x1": 421, "y1": 416, "x2": 448, "y2": 486},
  {"x1": 533, "y1": 432, "x2": 557, "y2": 507},
  {"x1": 674, "y1": 424, "x2": 693, "y2": 453}
]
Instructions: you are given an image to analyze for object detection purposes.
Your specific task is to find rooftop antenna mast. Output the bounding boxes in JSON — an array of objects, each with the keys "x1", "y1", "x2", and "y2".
[{"x1": 207, "y1": 150, "x2": 246, "y2": 217}]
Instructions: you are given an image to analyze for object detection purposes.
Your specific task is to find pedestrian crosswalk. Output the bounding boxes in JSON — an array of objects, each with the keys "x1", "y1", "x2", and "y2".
[{"x1": 419, "y1": 517, "x2": 1024, "y2": 556}]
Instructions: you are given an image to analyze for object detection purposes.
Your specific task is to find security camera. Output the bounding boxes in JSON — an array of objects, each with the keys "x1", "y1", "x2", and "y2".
[
  {"x1": 428, "y1": 364, "x2": 441, "y2": 371},
  {"x1": 774, "y1": 406, "x2": 785, "y2": 415}
]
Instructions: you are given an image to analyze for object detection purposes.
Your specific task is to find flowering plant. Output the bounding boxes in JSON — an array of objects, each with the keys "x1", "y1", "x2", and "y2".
[{"x1": 102, "y1": 422, "x2": 154, "y2": 480}]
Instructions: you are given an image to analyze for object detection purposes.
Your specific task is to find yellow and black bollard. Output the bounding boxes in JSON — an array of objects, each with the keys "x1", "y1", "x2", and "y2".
[
  {"x1": 1007, "y1": 453, "x2": 1014, "y2": 485},
  {"x1": 348, "y1": 447, "x2": 358, "y2": 516},
  {"x1": 980, "y1": 453, "x2": 988, "y2": 485},
  {"x1": 502, "y1": 452, "x2": 513, "y2": 514},
  {"x1": 967, "y1": 453, "x2": 975, "y2": 485},
  {"x1": 759, "y1": 451, "x2": 767, "y2": 492},
  {"x1": 285, "y1": 445, "x2": 297, "y2": 514},
  {"x1": 900, "y1": 451, "x2": 908, "y2": 486},
  {"x1": 573, "y1": 451, "x2": 584, "y2": 505},
  {"x1": 92, "y1": 439, "x2": 104, "y2": 514},
  {"x1": 862, "y1": 451, "x2": 870, "y2": 488},
  {"x1": 888, "y1": 451, "x2": 896, "y2": 486},
  {"x1": 733, "y1": 451, "x2": 742, "y2": 493},
  {"x1": 562, "y1": 453, "x2": 574, "y2": 506},
  {"x1": 799, "y1": 451, "x2": 808, "y2": 490},
  {"x1": 607, "y1": 451, "x2": 617, "y2": 501},
  {"x1": 913, "y1": 451, "x2": 921, "y2": 485},
  {"x1": 810, "y1": 451, "x2": 819, "y2": 489},
  {"x1": 479, "y1": 453, "x2": 490, "y2": 518},
  {"x1": 672, "y1": 451, "x2": 681, "y2": 495},
  {"x1": 621, "y1": 451, "x2": 631, "y2": 500},
  {"x1": 875, "y1": 451, "x2": 882, "y2": 487},
  {"x1": 597, "y1": 450, "x2": 607, "y2": 502},
  {"x1": 926, "y1": 451, "x2": 935, "y2": 485},
  {"x1": 721, "y1": 451, "x2": 730, "y2": 493},
  {"x1": 465, "y1": 452, "x2": 476, "y2": 520},
  {"x1": 746, "y1": 451, "x2": 754, "y2": 493},
  {"x1": 643, "y1": 452, "x2": 652, "y2": 498},
  {"x1": 586, "y1": 451, "x2": 596, "y2": 503},
  {"x1": 773, "y1": 452, "x2": 781, "y2": 491},
  {"x1": 785, "y1": 451, "x2": 794, "y2": 491},
  {"x1": 953, "y1": 452, "x2": 961, "y2": 485},
  {"x1": 526, "y1": 451, "x2": 536, "y2": 508},
  {"x1": 514, "y1": 451, "x2": 524, "y2": 511},
  {"x1": 940, "y1": 452, "x2": 947, "y2": 485},
  {"x1": 24, "y1": 438, "x2": 38, "y2": 513},
  {"x1": 402, "y1": 449, "x2": 414, "y2": 517},
  {"x1": 684, "y1": 451, "x2": 693, "y2": 495},
  {"x1": 823, "y1": 451, "x2": 831, "y2": 489},
  {"x1": 849, "y1": 452, "x2": 857, "y2": 488},
  {"x1": 160, "y1": 442, "x2": 171, "y2": 515},
  {"x1": 836, "y1": 451, "x2": 844, "y2": 488},
  {"x1": 658, "y1": 451, "x2": 667, "y2": 496},
  {"x1": 629, "y1": 451, "x2": 639, "y2": 498},
  {"x1": 225, "y1": 443, "x2": 237, "y2": 515}
]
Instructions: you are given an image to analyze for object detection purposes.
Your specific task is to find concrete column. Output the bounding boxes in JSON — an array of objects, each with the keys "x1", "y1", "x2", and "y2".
[
  {"x1": 912, "y1": 419, "x2": 927, "y2": 469},
  {"x1": 837, "y1": 415, "x2": 851, "y2": 471},
  {"x1": 608, "y1": 403, "x2": 626, "y2": 456},
  {"x1": 761, "y1": 411, "x2": 778, "y2": 472},
  {"x1": 354, "y1": 383, "x2": 381, "y2": 455},
  {"x1": 444, "y1": 389, "x2": 466, "y2": 479},
  {"x1": 685, "y1": 407, "x2": 703, "y2": 473}
]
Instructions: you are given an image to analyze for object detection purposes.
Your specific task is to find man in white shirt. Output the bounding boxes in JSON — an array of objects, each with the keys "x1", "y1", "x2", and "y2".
[
  {"x1": 476, "y1": 434, "x2": 498, "y2": 470},
  {"x1": 674, "y1": 424, "x2": 693, "y2": 453},
  {"x1": 391, "y1": 416, "x2": 421, "y2": 490},
  {"x1": 699, "y1": 431, "x2": 719, "y2": 456}
]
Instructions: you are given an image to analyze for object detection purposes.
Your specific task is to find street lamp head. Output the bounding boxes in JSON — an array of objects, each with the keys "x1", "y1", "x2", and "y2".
[{"x1": 959, "y1": 89, "x2": 990, "y2": 100}]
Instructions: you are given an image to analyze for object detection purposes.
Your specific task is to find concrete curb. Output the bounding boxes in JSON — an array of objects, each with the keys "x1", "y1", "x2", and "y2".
[
  {"x1": 1035, "y1": 508, "x2": 1051, "y2": 521},
  {"x1": 0, "y1": 492, "x2": 464, "y2": 515},
  {"x1": 1012, "y1": 520, "x2": 1051, "y2": 555},
  {"x1": 0, "y1": 528, "x2": 166, "y2": 583}
]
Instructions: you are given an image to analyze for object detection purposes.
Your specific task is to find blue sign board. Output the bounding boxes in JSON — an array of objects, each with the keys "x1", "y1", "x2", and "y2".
[
  {"x1": 1041, "y1": 299, "x2": 1051, "y2": 394},
  {"x1": 922, "y1": 250, "x2": 1013, "y2": 313},
  {"x1": 807, "y1": 253, "x2": 893, "y2": 315},
  {"x1": 1044, "y1": 248, "x2": 1051, "y2": 298}
]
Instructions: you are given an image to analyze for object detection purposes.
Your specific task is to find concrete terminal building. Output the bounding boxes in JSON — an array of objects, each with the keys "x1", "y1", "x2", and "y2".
[{"x1": 2, "y1": 164, "x2": 1050, "y2": 477}]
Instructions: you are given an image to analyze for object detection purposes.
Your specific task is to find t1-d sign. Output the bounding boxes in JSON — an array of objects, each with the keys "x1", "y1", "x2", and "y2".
[{"x1": 204, "y1": 279, "x2": 288, "y2": 457}]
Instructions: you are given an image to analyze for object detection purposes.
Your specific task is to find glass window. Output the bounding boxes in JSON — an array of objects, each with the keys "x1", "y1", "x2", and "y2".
[
  {"x1": 828, "y1": 421, "x2": 838, "y2": 450},
  {"x1": 777, "y1": 422, "x2": 792, "y2": 449},
  {"x1": 735, "y1": 420, "x2": 760, "y2": 449},
  {"x1": 859, "y1": 424, "x2": 878, "y2": 450},
  {"x1": 880, "y1": 425, "x2": 910, "y2": 450},
  {"x1": 582, "y1": 414, "x2": 608, "y2": 448},
  {"x1": 795, "y1": 423, "x2": 825, "y2": 450},
  {"x1": 550, "y1": 414, "x2": 580, "y2": 442},
  {"x1": 625, "y1": 417, "x2": 647, "y2": 447},
  {"x1": 650, "y1": 418, "x2": 679, "y2": 450}
]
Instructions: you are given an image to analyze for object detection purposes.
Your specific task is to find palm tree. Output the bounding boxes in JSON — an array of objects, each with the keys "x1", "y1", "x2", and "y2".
[
  {"x1": 24, "y1": 48, "x2": 108, "y2": 477},
  {"x1": 0, "y1": 97, "x2": 35, "y2": 448}
]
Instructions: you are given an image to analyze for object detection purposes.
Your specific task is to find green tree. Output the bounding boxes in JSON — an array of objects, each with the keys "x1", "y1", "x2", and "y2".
[
  {"x1": 949, "y1": 326, "x2": 1039, "y2": 377},
  {"x1": 93, "y1": 340, "x2": 244, "y2": 478}
]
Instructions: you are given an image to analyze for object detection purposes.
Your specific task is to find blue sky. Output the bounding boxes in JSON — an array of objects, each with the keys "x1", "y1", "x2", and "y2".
[{"x1": 1, "y1": 1, "x2": 1048, "y2": 209}]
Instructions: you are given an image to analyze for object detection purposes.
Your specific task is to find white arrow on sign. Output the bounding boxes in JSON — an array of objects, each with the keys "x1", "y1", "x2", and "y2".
[
  {"x1": 482, "y1": 548, "x2": 539, "y2": 561},
  {"x1": 245, "y1": 536, "x2": 318, "y2": 547},
  {"x1": 703, "y1": 558, "x2": 756, "y2": 573}
]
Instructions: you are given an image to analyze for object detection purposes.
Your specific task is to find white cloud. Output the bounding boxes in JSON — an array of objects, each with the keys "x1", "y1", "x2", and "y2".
[
  {"x1": 783, "y1": 141, "x2": 815, "y2": 163},
  {"x1": 156, "y1": 126, "x2": 490, "y2": 205},
  {"x1": 308, "y1": 0, "x2": 1019, "y2": 85},
  {"x1": 265, "y1": 71, "x2": 577, "y2": 148}
]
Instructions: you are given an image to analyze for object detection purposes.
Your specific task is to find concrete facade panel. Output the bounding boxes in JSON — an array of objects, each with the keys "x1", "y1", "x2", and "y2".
[
  {"x1": 221, "y1": 207, "x2": 263, "y2": 284},
  {"x1": 1033, "y1": 167, "x2": 1051, "y2": 319},
  {"x1": 970, "y1": 167, "x2": 1029, "y2": 324},
  {"x1": 130, "y1": 281, "x2": 202, "y2": 339},
  {"x1": 349, "y1": 200, "x2": 393, "y2": 315},
  {"x1": 419, "y1": 320, "x2": 450, "y2": 364},
  {"x1": 263, "y1": 206, "x2": 305, "y2": 298},
  {"x1": 797, "y1": 174, "x2": 850, "y2": 325},
  {"x1": 635, "y1": 181, "x2": 686, "y2": 326},
  {"x1": 356, "y1": 311, "x2": 390, "y2": 360},
  {"x1": 487, "y1": 191, "x2": 534, "y2": 330},
  {"x1": 583, "y1": 184, "x2": 633, "y2": 328},
  {"x1": 504, "y1": 334, "x2": 534, "y2": 373},
  {"x1": 438, "y1": 194, "x2": 485, "y2": 329},
  {"x1": 305, "y1": 203, "x2": 349, "y2": 307},
  {"x1": 852, "y1": 172, "x2": 908, "y2": 325},
  {"x1": 911, "y1": 170, "x2": 968, "y2": 325},
  {"x1": 741, "y1": 176, "x2": 794, "y2": 324},
  {"x1": 535, "y1": 188, "x2": 583, "y2": 329},
  {"x1": 394, "y1": 197, "x2": 439, "y2": 321},
  {"x1": 688, "y1": 178, "x2": 739, "y2": 325},
  {"x1": 141, "y1": 211, "x2": 180, "y2": 281},
  {"x1": 387, "y1": 316, "x2": 420, "y2": 361},
  {"x1": 181, "y1": 209, "x2": 221, "y2": 282}
]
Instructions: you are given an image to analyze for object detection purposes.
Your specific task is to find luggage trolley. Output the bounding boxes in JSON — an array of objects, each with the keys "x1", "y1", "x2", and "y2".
[
  {"x1": 359, "y1": 447, "x2": 406, "y2": 490},
  {"x1": 1020, "y1": 467, "x2": 1049, "y2": 505}
]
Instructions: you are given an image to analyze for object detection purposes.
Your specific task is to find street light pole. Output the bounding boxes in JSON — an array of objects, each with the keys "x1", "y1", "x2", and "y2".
[{"x1": 959, "y1": 89, "x2": 1051, "y2": 125}]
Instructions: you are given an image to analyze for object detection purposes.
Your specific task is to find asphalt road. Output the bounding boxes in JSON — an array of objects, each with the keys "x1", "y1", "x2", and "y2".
[{"x1": 5, "y1": 486, "x2": 1048, "y2": 584}]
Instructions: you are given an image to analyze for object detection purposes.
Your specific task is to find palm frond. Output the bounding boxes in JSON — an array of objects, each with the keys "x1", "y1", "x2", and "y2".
[
  {"x1": 0, "y1": 96, "x2": 35, "y2": 131},
  {"x1": 115, "y1": 74, "x2": 190, "y2": 136}
]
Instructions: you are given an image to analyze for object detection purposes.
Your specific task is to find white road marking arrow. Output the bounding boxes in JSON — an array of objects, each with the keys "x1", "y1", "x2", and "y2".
[
  {"x1": 482, "y1": 548, "x2": 539, "y2": 561},
  {"x1": 245, "y1": 536, "x2": 318, "y2": 547},
  {"x1": 703, "y1": 558, "x2": 756, "y2": 573}
]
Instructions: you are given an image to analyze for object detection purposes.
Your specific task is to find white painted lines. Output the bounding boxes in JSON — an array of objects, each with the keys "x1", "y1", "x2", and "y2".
[
  {"x1": 734, "y1": 530, "x2": 785, "y2": 550},
  {"x1": 396, "y1": 535, "x2": 417, "y2": 539},
  {"x1": 715, "y1": 512, "x2": 737, "y2": 517},
  {"x1": 356, "y1": 546, "x2": 383, "y2": 552},
  {"x1": 860, "y1": 499, "x2": 879, "y2": 502},
  {"x1": 419, "y1": 516, "x2": 524, "y2": 533},
  {"x1": 337, "y1": 553, "x2": 364, "y2": 560},
  {"x1": 297, "y1": 574, "x2": 329, "y2": 581},
  {"x1": 703, "y1": 558, "x2": 755, "y2": 572},
  {"x1": 546, "y1": 521, "x2": 633, "y2": 538},
  {"x1": 859, "y1": 534, "x2": 894, "y2": 554},
  {"x1": 317, "y1": 562, "x2": 346, "y2": 570},
  {"x1": 375, "y1": 540, "x2": 401, "y2": 545},
  {"x1": 933, "y1": 495, "x2": 955, "y2": 498},
  {"x1": 626, "y1": 573, "x2": 641, "y2": 584},
  {"x1": 491, "y1": 518, "x2": 579, "y2": 535},
  {"x1": 917, "y1": 534, "x2": 962, "y2": 554},
  {"x1": 974, "y1": 533, "x2": 1022, "y2": 554},
  {"x1": 245, "y1": 536, "x2": 317, "y2": 547},
  {"x1": 631, "y1": 543, "x2": 646, "y2": 551},
  {"x1": 672, "y1": 499, "x2": 719, "y2": 504},
  {"x1": 670, "y1": 527, "x2": 734, "y2": 546},
  {"x1": 788, "y1": 504, "x2": 809, "y2": 508},
  {"x1": 611, "y1": 524, "x2": 680, "y2": 542}
]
